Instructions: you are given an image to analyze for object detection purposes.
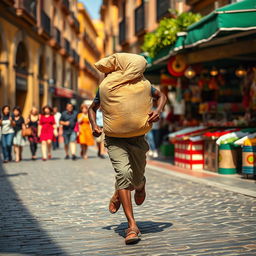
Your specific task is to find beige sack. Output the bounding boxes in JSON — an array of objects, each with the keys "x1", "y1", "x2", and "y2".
[{"x1": 95, "y1": 53, "x2": 153, "y2": 138}]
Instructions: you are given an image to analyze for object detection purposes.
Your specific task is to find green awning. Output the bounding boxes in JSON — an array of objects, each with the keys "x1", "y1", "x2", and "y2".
[
  {"x1": 151, "y1": 32, "x2": 186, "y2": 64},
  {"x1": 184, "y1": 0, "x2": 256, "y2": 48}
]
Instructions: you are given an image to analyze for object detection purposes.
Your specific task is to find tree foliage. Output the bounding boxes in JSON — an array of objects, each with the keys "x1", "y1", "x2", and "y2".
[{"x1": 141, "y1": 11, "x2": 202, "y2": 58}]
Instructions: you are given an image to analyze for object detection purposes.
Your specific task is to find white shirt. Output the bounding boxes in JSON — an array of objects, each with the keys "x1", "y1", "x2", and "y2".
[{"x1": 54, "y1": 112, "x2": 61, "y2": 128}]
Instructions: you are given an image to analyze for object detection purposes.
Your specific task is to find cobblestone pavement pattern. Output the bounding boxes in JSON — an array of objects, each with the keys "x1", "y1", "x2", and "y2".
[{"x1": 0, "y1": 147, "x2": 255, "y2": 256}]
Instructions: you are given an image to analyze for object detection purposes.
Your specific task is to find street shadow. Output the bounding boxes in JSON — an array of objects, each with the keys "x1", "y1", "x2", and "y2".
[
  {"x1": 103, "y1": 221, "x2": 173, "y2": 238},
  {"x1": 0, "y1": 172, "x2": 28, "y2": 178},
  {"x1": 0, "y1": 159, "x2": 67, "y2": 255}
]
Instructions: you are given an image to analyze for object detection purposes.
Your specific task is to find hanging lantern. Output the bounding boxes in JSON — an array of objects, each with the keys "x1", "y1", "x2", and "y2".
[
  {"x1": 210, "y1": 67, "x2": 218, "y2": 76},
  {"x1": 235, "y1": 66, "x2": 247, "y2": 77},
  {"x1": 184, "y1": 66, "x2": 196, "y2": 79}
]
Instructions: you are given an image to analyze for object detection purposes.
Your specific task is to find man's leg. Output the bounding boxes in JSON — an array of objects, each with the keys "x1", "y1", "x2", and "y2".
[
  {"x1": 70, "y1": 132, "x2": 77, "y2": 160},
  {"x1": 64, "y1": 144, "x2": 69, "y2": 156},
  {"x1": 118, "y1": 189, "x2": 137, "y2": 229},
  {"x1": 63, "y1": 133, "x2": 70, "y2": 158},
  {"x1": 70, "y1": 142, "x2": 76, "y2": 155}
]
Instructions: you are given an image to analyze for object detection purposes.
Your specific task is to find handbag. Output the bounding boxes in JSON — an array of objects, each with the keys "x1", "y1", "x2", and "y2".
[{"x1": 22, "y1": 127, "x2": 32, "y2": 137}]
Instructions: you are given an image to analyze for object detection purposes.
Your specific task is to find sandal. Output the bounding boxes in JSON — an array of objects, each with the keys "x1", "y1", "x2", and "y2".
[
  {"x1": 125, "y1": 227, "x2": 141, "y2": 245},
  {"x1": 134, "y1": 182, "x2": 146, "y2": 206},
  {"x1": 109, "y1": 193, "x2": 121, "y2": 214}
]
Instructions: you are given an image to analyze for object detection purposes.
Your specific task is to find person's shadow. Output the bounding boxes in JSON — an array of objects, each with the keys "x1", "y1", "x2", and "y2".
[
  {"x1": 103, "y1": 221, "x2": 172, "y2": 238},
  {"x1": 0, "y1": 158, "x2": 67, "y2": 255}
]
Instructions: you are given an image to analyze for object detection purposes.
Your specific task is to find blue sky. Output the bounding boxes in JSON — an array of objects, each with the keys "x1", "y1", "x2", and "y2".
[{"x1": 79, "y1": 0, "x2": 102, "y2": 20}]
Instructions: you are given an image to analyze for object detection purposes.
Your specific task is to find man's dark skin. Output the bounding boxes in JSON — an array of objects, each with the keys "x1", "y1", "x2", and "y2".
[{"x1": 88, "y1": 88, "x2": 167, "y2": 240}]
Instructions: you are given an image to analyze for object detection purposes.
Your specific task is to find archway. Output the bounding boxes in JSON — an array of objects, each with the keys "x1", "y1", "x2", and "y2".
[{"x1": 15, "y1": 42, "x2": 29, "y2": 111}]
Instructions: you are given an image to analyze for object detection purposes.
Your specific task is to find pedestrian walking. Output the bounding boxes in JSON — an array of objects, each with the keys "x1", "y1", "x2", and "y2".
[
  {"x1": 77, "y1": 104, "x2": 94, "y2": 159},
  {"x1": 26, "y1": 107, "x2": 40, "y2": 160},
  {"x1": 38, "y1": 105, "x2": 57, "y2": 161},
  {"x1": 88, "y1": 53, "x2": 167, "y2": 244},
  {"x1": 53, "y1": 106, "x2": 61, "y2": 150},
  {"x1": 146, "y1": 130, "x2": 158, "y2": 158},
  {"x1": 95, "y1": 108, "x2": 105, "y2": 158},
  {"x1": 60, "y1": 103, "x2": 78, "y2": 160},
  {"x1": 0, "y1": 105, "x2": 15, "y2": 163},
  {"x1": 12, "y1": 106, "x2": 26, "y2": 162}
]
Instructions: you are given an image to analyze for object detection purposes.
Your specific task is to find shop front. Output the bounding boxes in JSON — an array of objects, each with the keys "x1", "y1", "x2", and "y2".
[
  {"x1": 52, "y1": 86, "x2": 75, "y2": 112},
  {"x1": 146, "y1": 0, "x2": 256, "y2": 177}
]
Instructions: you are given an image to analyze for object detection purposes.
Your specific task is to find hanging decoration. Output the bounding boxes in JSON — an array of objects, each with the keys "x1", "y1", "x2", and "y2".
[{"x1": 167, "y1": 56, "x2": 187, "y2": 77}]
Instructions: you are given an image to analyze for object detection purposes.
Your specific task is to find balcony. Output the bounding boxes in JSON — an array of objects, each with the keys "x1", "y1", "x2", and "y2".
[
  {"x1": 49, "y1": 27, "x2": 61, "y2": 48},
  {"x1": 135, "y1": 3, "x2": 145, "y2": 36},
  {"x1": 61, "y1": 0, "x2": 70, "y2": 14},
  {"x1": 156, "y1": 0, "x2": 171, "y2": 21},
  {"x1": 119, "y1": 18, "x2": 127, "y2": 45},
  {"x1": 70, "y1": 50, "x2": 80, "y2": 67},
  {"x1": 83, "y1": 31, "x2": 101, "y2": 59},
  {"x1": 15, "y1": 0, "x2": 37, "y2": 24},
  {"x1": 1, "y1": 0, "x2": 14, "y2": 6},
  {"x1": 39, "y1": 10, "x2": 51, "y2": 37},
  {"x1": 69, "y1": 12, "x2": 80, "y2": 33},
  {"x1": 64, "y1": 39, "x2": 70, "y2": 56},
  {"x1": 84, "y1": 59, "x2": 99, "y2": 80}
]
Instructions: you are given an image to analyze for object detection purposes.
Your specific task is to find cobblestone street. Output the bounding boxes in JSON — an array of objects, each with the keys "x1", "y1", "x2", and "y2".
[{"x1": 0, "y1": 146, "x2": 255, "y2": 256}]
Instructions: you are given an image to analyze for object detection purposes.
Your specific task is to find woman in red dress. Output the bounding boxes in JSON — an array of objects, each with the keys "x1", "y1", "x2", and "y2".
[{"x1": 38, "y1": 105, "x2": 57, "y2": 161}]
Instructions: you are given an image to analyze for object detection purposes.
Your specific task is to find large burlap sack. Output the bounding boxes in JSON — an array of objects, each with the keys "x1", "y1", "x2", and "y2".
[{"x1": 95, "y1": 53, "x2": 153, "y2": 138}]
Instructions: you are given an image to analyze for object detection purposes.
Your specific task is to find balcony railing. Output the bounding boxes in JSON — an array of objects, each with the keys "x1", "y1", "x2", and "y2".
[
  {"x1": 156, "y1": 0, "x2": 171, "y2": 21},
  {"x1": 41, "y1": 10, "x2": 51, "y2": 35},
  {"x1": 71, "y1": 50, "x2": 80, "y2": 65},
  {"x1": 16, "y1": 0, "x2": 37, "y2": 22},
  {"x1": 23, "y1": 0, "x2": 37, "y2": 18},
  {"x1": 51, "y1": 27, "x2": 61, "y2": 46},
  {"x1": 64, "y1": 39, "x2": 71, "y2": 55},
  {"x1": 70, "y1": 12, "x2": 80, "y2": 32},
  {"x1": 135, "y1": 3, "x2": 145, "y2": 35},
  {"x1": 119, "y1": 18, "x2": 126, "y2": 45},
  {"x1": 84, "y1": 59, "x2": 98, "y2": 79},
  {"x1": 61, "y1": 0, "x2": 70, "y2": 14},
  {"x1": 83, "y1": 31, "x2": 101, "y2": 58}
]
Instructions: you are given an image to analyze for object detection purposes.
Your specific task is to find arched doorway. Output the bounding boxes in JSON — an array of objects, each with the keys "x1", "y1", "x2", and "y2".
[
  {"x1": 15, "y1": 42, "x2": 29, "y2": 111},
  {"x1": 38, "y1": 55, "x2": 45, "y2": 108}
]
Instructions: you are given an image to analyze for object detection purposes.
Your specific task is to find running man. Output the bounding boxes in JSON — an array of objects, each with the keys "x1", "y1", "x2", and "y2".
[{"x1": 88, "y1": 53, "x2": 167, "y2": 244}]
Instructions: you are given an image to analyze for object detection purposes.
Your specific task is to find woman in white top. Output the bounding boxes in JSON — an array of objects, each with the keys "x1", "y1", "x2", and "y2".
[{"x1": 0, "y1": 105, "x2": 15, "y2": 163}]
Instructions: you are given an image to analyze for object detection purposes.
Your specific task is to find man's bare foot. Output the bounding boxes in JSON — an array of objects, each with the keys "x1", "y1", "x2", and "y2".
[
  {"x1": 109, "y1": 191, "x2": 121, "y2": 214},
  {"x1": 134, "y1": 182, "x2": 146, "y2": 206}
]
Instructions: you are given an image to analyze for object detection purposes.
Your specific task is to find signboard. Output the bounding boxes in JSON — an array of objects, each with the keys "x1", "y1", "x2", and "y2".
[{"x1": 55, "y1": 87, "x2": 73, "y2": 98}]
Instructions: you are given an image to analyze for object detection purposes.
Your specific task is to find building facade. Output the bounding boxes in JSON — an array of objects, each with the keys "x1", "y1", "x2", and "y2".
[
  {"x1": 77, "y1": 3, "x2": 101, "y2": 100},
  {"x1": 100, "y1": 0, "x2": 189, "y2": 56},
  {"x1": 0, "y1": 0, "x2": 80, "y2": 116},
  {"x1": 186, "y1": 0, "x2": 240, "y2": 15}
]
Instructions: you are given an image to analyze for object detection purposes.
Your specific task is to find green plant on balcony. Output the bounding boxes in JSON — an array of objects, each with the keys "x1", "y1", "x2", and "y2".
[{"x1": 141, "y1": 10, "x2": 201, "y2": 58}]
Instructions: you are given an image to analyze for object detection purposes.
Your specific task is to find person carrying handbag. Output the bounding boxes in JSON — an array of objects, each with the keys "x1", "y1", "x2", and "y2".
[{"x1": 26, "y1": 107, "x2": 40, "y2": 160}]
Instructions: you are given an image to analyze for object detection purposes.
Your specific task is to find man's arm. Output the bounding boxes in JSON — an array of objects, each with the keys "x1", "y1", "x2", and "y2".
[
  {"x1": 88, "y1": 101, "x2": 102, "y2": 137},
  {"x1": 59, "y1": 113, "x2": 69, "y2": 126},
  {"x1": 148, "y1": 89, "x2": 167, "y2": 123}
]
